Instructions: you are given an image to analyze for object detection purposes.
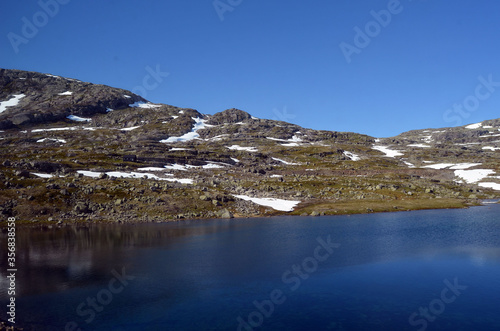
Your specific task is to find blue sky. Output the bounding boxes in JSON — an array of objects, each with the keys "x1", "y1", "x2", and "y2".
[{"x1": 1, "y1": 0, "x2": 500, "y2": 137}]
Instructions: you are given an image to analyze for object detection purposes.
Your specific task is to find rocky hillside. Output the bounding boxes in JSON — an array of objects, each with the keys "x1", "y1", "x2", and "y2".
[{"x1": 0, "y1": 68, "x2": 499, "y2": 225}]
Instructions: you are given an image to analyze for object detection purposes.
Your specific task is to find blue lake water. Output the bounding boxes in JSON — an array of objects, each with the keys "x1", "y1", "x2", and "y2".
[{"x1": 2, "y1": 204, "x2": 500, "y2": 330}]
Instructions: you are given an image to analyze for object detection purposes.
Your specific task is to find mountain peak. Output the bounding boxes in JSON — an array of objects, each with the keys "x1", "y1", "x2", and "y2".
[{"x1": 208, "y1": 108, "x2": 252, "y2": 125}]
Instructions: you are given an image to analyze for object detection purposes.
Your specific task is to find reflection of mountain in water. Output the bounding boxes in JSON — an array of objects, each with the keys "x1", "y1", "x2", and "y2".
[{"x1": 0, "y1": 220, "x2": 235, "y2": 298}]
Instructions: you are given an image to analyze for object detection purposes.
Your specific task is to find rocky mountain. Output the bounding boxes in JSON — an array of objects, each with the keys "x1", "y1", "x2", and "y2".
[{"x1": 0, "y1": 68, "x2": 499, "y2": 224}]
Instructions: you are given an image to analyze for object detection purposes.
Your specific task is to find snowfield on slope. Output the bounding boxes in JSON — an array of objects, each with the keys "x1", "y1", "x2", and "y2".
[
  {"x1": 226, "y1": 145, "x2": 258, "y2": 152},
  {"x1": 233, "y1": 195, "x2": 301, "y2": 212},
  {"x1": 160, "y1": 118, "x2": 213, "y2": 143},
  {"x1": 0, "y1": 94, "x2": 25, "y2": 113},
  {"x1": 344, "y1": 151, "x2": 361, "y2": 161},
  {"x1": 454, "y1": 169, "x2": 495, "y2": 184},
  {"x1": 77, "y1": 170, "x2": 193, "y2": 184},
  {"x1": 372, "y1": 145, "x2": 404, "y2": 157}
]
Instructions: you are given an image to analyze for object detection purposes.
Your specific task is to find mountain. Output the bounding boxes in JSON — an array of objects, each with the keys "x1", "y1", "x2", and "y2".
[{"x1": 0, "y1": 68, "x2": 499, "y2": 224}]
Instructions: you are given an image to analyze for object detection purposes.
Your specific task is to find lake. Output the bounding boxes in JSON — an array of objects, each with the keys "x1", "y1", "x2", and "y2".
[{"x1": 2, "y1": 204, "x2": 500, "y2": 330}]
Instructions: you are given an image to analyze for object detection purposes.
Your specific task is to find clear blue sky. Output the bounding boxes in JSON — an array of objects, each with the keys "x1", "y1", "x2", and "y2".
[{"x1": 1, "y1": 0, "x2": 500, "y2": 137}]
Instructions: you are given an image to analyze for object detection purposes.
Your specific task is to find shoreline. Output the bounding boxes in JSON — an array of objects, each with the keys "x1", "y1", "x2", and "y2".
[{"x1": 1, "y1": 198, "x2": 498, "y2": 229}]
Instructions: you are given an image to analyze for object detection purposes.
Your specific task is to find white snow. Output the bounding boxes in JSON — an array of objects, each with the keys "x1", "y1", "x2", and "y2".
[
  {"x1": 233, "y1": 194, "x2": 301, "y2": 212},
  {"x1": 281, "y1": 143, "x2": 301, "y2": 147},
  {"x1": 179, "y1": 110, "x2": 184, "y2": 114},
  {"x1": 160, "y1": 118, "x2": 212, "y2": 143},
  {"x1": 372, "y1": 145, "x2": 403, "y2": 158},
  {"x1": 209, "y1": 134, "x2": 229, "y2": 141},
  {"x1": 202, "y1": 163, "x2": 225, "y2": 169},
  {"x1": 423, "y1": 163, "x2": 481, "y2": 170},
  {"x1": 123, "y1": 95, "x2": 132, "y2": 98},
  {"x1": 77, "y1": 170, "x2": 193, "y2": 184},
  {"x1": 106, "y1": 108, "x2": 113, "y2": 113},
  {"x1": 403, "y1": 161, "x2": 415, "y2": 168},
  {"x1": 0, "y1": 94, "x2": 25, "y2": 113},
  {"x1": 32, "y1": 173, "x2": 55, "y2": 178},
  {"x1": 58, "y1": 91, "x2": 73, "y2": 96},
  {"x1": 120, "y1": 126, "x2": 141, "y2": 131},
  {"x1": 272, "y1": 157, "x2": 300, "y2": 165},
  {"x1": 163, "y1": 164, "x2": 192, "y2": 171},
  {"x1": 421, "y1": 135, "x2": 433, "y2": 143},
  {"x1": 129, "y1": 101, "x2": 161, "y2": 109},
  {"x1": 37, "y1": 138, "x2": 67, "y2": 143},
  {"x1": 483, "y1": 146, "x2": 500, "y2": 151},
  {"x1": 270, "y1": 175, "x2": 283, "y2": 178},
  {"x1": 157, "y1": 163, "x2": 226, "y2": 171},
  {"x1": 267, "y1": 135, "x2": 303, "y2": 144},
  {"x1": 408, "y1": 144, "x2": 431, "y2": 148},
  {"x1": 449, "y1": 163, "x2": 482, "y2": 170},
  {"x1": 480, "y1": 134, "x2": 500, "y2": 138},
  {"x1": 454, "y1": 169, "x2": 495, "y2": 184},
  {"x1": 478, "y1": 182, "x2": 500, "y2": 191},
  {"x1": 67, "y1": 115, "x2": 91, "y2": 122},
  {"x1": 171, "y1": 116, "x2": 179, "y2": 119},
  {"x1": 266, "y1": 137, "x2": 289, "y2": 142},
  {"x1": 423, "y1": 163, "x2": 455, "y2": 169},
  {"x1": 231, "y1": 157, "x2": 240, "y2": 163},
  {"x1": 344, "y1": 151, "x2": 361, "y2": 161},
  {"x1": 227, "y1": 145, "x2": 258, "y2": 152},
  {"x1": 46, "y1": 74, "x2": 61, "y2": 79},
  {"x1": 170, "y1": 148, "x2": 190, "y2": 151},
  {"x1": 465, "y1": 122, "x2": 482, "y2": 129},
  {"x1": 137, "y1": 167, "x2": 174, "y2": 172}
]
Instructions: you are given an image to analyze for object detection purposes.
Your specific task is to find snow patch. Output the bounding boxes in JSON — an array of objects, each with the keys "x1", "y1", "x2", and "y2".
[
  {"x1": 465, "y1": 122, "x2": 482, "y2": 129},
  {"x1": 408, "y1": 144, "x2": 431, "y2": 148},
  {"x1": 227, "y1": 145, "x2": 258, "y2": 152},
  {"x1": 272, "y1": 157, "x2": 300, "y2": 165},
  {"x1": 478, "y1": 182, "x2": 500, "y2": 191},
  {"x1": 77, "y1": 170, "x2": 193, "y2": 184},
  {"x1": 202, "y1": 163, "x2": 225, "y2": 169},
  {"x1": 32, "y1": 173, "x2": 55, "y2": 178},
  {"x1": 483, "y1": 146, "x2": 500, "y2": 151},
  {"x1": 449, "y1": 163, "x2": 482, "y2": 170},
  {"x1": 129, "y1": 101, "x2": 161, "y2": 109},
  {"x1": 137, "y1": 167, "x2": 175, "y2": 173},
  {"x1": 403, "y1": 161, "x2": 415, "y2": 168},
  {"x1": 423, "y1": 163, "x2": 455, "y2": 169},
  {"x1": 423, "y1": 163, "x2": 481, "y2": 170},
  {"x1": 121, "y1": 126, "x2": 141, "y2": 131},
  {"x1": 454, "y1": 169, "x2": 495, "y2": 184},
  {"x1": 231, "y1": 157, "x2": 240, "y2": 163},
  {"x1": 344, "y1": 151, "x2": 360, "y2": 161},
  {"x1": 160, "y1": 118, "x2": 212, "y2": 143},
  {"x1": 372, "y1": 145, "x2": 403, "y2": 158},
  {"x1": 37, "y1": 138, "x2": 66, "y2": 143},
  {"x1": 67, "y1": 115, "x2": 91, "y2": 122},
  {"x1": 58, "y1": 91, "x2": 73, "y2": 96},
  {"x1": 233, "y1": 195, "x2": 301, "y2": 212},
  {"x1": 0, "y1": 94, "x2": 25, "y2": 113}
]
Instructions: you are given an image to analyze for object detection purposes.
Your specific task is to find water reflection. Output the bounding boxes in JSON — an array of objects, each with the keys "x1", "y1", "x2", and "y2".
[
  {"x1": 1, "y1": 205, "x2": 500, "y2": 330},
  {"x1": 0, "y1": 220, "x2": 236, "y2": 298}
]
